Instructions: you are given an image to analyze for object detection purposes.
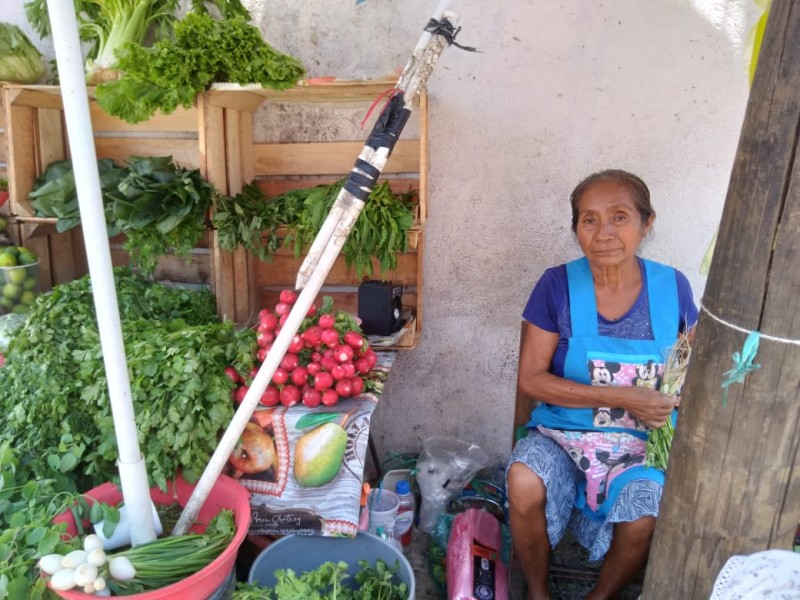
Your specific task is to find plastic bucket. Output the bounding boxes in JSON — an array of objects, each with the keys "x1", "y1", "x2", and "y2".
[
  {"x1": 248, "y1": 531, "x2": 416, "y2": 599},
  {"x1": 52, "y1": 473, "x2": 251, "y2": 600}
]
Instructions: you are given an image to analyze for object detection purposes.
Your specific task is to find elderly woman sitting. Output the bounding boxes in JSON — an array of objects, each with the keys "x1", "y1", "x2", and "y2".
[{"x1": 507, "y1": 169, "x2": 698, "y2": 600}]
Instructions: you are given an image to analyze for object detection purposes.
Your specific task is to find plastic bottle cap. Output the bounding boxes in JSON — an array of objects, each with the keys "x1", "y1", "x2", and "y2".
[{"x1": 395, "y1": 479, "x2": 411, "y2": 495}]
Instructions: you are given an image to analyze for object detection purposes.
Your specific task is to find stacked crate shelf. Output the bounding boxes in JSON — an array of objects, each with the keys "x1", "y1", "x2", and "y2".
[{"x1": 0, "y1": 80, "x2": 427, "y2": 348}]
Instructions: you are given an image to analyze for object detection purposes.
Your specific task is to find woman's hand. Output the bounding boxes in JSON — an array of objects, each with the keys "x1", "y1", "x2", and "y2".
[{"x1": 618, "y1": 386, "x2": 677, "y2": 429}]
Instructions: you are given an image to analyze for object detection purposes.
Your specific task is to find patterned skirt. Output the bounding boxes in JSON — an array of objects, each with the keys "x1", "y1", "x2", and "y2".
[{"x1": 506, "y1": 429, "x2": 662, "y2": 561}]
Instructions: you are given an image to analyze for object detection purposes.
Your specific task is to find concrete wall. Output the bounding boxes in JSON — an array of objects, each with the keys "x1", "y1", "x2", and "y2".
[{"x1": 2, "y1": 1, "x2": 757, "y2": 465}]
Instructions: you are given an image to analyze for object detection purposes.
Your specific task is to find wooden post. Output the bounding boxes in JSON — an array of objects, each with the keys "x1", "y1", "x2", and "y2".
[{"x1": 642, "y1": 1, "x2": 800, "y2": 597}]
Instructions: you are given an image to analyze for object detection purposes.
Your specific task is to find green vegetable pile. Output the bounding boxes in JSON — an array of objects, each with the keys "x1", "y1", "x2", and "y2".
[
  {"x1": 95, "y1": 11, "x2": 305, "y2": 124},
  {"x1": 233, "y1": 559, "x2": 408, "y2": 600},
  {"x1": 0, "y1": 268, "x2": 255, "y2": 493},
  {"x1": 0, "y1": 22, "x2": 44, "y2": 84},
  {"x1": 214, "y1": 180, "x2": 417, "y2": 279},
  {"x1": 30, "y1": 156, "x2": 218, "y2": 276},
  {"x1": 0, "y1": 443, "x2": 82, "y2": 600}
]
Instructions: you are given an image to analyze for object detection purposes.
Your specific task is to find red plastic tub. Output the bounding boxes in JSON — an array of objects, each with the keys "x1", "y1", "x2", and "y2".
[{"x1": 53, "y1": 473, "x2": 251, "y2": 600}]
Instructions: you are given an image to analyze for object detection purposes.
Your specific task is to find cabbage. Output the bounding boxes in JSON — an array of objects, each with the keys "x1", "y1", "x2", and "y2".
[{"x1": 0, "y1": 22, "x2": 45, "y2": 84}]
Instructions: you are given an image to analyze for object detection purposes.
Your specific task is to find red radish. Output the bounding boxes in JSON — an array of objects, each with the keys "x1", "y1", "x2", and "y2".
[
  {"x1": 257, "y1": 347, "x2": 268, "y2": 363},
  {"x1": 335, "y1": 379, "x2": 353, "y2": 398},
  {"x1": 224, "y1": 366, "x2": 240, "y2": 383},
  {"x1": 322, "y1": 349, "x2": 334, "y2": 359},
  {"x1": 248, "y1": 366, "x2": 260, "y2": 382},
  {"x1": 279, "y1": 314, "x2": 289, "y2": 327},
  {"x1": 291, "y1": 365, "x2": 309, "y2": 387},
  {"x1": 333, "y1": 344, "x2": 354, "y2": 363},
  {"x1": 302, "y1": 326, "x2": 323, "y2": 348},
  {"x1": 275, "y1": 302, "x2": 292, "y2": 316},
  {"x1": 306, "y1": 304, "x2": 317, "y2": 317},
  {"x1": 321, "y1": 388, "x2": 339, "y2": 407},
  {"x1": 302, "y1": 388, "x2": 322, "y2": 408},
  {"x1": 260, "y1": 386, "x2": 280, "y2": 407},
  {"x1": 234, "y1": 385, "x2": 249, "y2": 404},
  {"x1": 272, "y1": 368, "x2": 289, "y2": 386},
  {"x1": 279, "y1": 289, "x2": 298, "y2": 305},
  {"x1": 314, "y1": 371, "x2": 334, "y2": 391},
  {"x1": 354, "y1": 357, "x2": 371, "y2": 375},
  {"x1": 350, "y1": 376, "x2": 364, "y2": 396},
  {"x1": 280, "y1": 353, "x2": 300, "y2": 372},
  {"x1": 365, "y1": 348, "x2": 378, "y2": 368},
  {"x1": 307, "y1": 362, "x2": 322, "y2": 376},
  {"x1": 259, "y1": 312, "x2": 279, "y2": 331},
  {"x1": 288, "y1": 335, "x2": 305, "y2": 354},
  {"x1": 280, "y1": 385, "x2": 301, "y2": 407},
  {"x1": 330, "y1": 364, "x2": 346, "y2": 381},
  {"x1": 256, "y1": 330, "x2": 275, "y2": 347},
  {"x1": 320, "y1": 356, "x2": 337, "y2": 372},
  {"x1": 320, "y1": 328, "x2": 340, "y2": 347},
  {"x1": 343, "y1": 331, "x2": 365, "y2": 351},
  {"x1": 341, "y1": 362, "x2": 356, "y2": 378},
  {"x1": 311, "y1": 352, "x2": 322, "y2": 363},
  {"x1": 318, "y1": 314, "x2": 335, "y2": 329}
]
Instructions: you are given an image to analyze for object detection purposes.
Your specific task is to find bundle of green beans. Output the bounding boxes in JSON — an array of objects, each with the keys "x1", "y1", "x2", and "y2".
[
  {"x1": 646, "y1": 334, "x2": 692, "y2": 470},
  {"x1": 107, "y1": 509, "x2": 235, "y2": 595}
]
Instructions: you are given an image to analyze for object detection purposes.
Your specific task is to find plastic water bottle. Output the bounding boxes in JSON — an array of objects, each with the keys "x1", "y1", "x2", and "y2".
[{"x1": 394, "y1": 480, "x2": 415, "y2": 547}]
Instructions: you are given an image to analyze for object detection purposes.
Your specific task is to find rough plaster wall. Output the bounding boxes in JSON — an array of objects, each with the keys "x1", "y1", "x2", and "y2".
[
  {"x1": 3, "y1": 0, "x2": 756, "y2": 465},
  {"x1": 253, "y1": 0, "x2": 754, "y2": 465}
]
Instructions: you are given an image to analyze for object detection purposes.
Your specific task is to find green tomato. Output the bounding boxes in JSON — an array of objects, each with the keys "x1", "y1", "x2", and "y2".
[
  {"x1": 19, "y1": 290, "x2": 37, "y2": 306},
  {"x1": 0, "y1": 296, "x2": 13, "y2": 310},
  {"x1": 22, "y1": 276, "x2": 38, "y2": 291},
  {"x1": 2, "y1": 282, "x2": 21, "y2": 300},
  {"x1": 12, "y1": 303, "x2": 29, "y2": 314},
  {"x1": 0, "y1": 253, "x2": 17, "y2": 267},
  {"x1": 6, "y1": 268, "x2": 26, "y2": 285},
  {"x1": 3, "y1": 246, "x2": 19, "y2": 258}
]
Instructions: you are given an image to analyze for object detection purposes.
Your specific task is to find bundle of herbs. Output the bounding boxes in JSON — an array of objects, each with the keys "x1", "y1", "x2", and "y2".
[
  {"x1": 30, "y1": 156, "x2": 218, "y2": 276},
  {"x1": 213, "y1": 180, "x2": 417, "y2": 279},
  {"x1": 645, "y1": 333, "x2": 693, "y2": 470},
  {"x1": 0, "y1": 268, "x2": 255, "y2": 493}
]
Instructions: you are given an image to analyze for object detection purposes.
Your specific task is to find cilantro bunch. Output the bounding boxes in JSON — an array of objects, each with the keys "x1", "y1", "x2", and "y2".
[{"x1": 0, "y1": 268, "x2": 256, "y2": 493}]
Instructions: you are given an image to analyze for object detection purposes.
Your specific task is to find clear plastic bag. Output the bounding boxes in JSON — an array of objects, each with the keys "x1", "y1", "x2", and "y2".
[{"x1": 416, "y1": 436, "x2": 489, "y2": 533}]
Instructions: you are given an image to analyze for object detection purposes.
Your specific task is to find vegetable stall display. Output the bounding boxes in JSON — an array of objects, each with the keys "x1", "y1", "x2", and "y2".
[{"x1": 0, "y1": 268, "x2": 256, "y2": 493}]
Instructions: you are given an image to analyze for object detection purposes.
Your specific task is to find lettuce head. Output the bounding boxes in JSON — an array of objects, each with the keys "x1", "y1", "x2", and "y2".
[{"x1": 0, "y1": 22, "x2": 45, "y2": 84}]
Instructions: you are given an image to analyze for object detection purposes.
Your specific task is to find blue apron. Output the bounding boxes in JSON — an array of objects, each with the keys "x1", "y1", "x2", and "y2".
[{"x1": 528, "y1": 257, "x2": 679, "y2": 520}]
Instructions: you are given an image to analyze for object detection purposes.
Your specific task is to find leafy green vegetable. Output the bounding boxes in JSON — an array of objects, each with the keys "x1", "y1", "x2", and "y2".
[
  {"x1": 95, "y1": 12, "x2": 305, "y2": 124},
  {"x1": 0, "y1": 22, "x2": 44, "y2": 84},
  {"x1": 213, "y1": 180, "x2": 417, "y2": 279},
  {"x1": 30, "y1": 156, "x2": 218, "y2": 275},
  {"x1": 0, "y1": 268, "x2": 256, "y2": 493},
  {"x1": 233, "y1": 558, "x2": 407, "y2": 600},
  {"x1": 0, "y1": 443, "x2": 82, "y2": 600}
]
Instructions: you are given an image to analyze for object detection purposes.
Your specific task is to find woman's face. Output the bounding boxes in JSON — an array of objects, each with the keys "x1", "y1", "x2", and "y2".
[{"x1": 575, "y1": 180, "x2": 653, "y2": 269}]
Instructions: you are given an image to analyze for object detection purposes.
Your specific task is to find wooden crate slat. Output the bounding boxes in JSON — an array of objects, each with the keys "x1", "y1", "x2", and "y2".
[
  {"x1": 256, "y1": 250, "x2": 418, "y2": 287},
  {"x1": 5, "y1": 102, "x2": 36, "y2": 218},
  {"x1": 94, "y1": 138, "x2": 199, "y2": 169},
  {"x1": 90, "y1": 105, "x2": 198, "y2": 133},
  {"x1": 258, "y1": 289, "x2": 418, "y2": 317},
  {"x1": 254, "y1": 139, "x2": 420, "y2": 176}
]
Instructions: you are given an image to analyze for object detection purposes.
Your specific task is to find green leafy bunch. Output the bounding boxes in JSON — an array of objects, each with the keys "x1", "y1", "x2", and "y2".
[
  {"x1": 0, "y1": 268, "x2": 256, "y2": 493},
  {"x1": 213, "y1": 180, "x2": 417, "y2": 279},
  {"x1": 232, "y1": 559, "x2": 407, "y2": 600},
  {"x1": 30, "y1": 156, "x2": 218, "y2": 276},
  {"x1": 95, "y1": 11, "x2": 305, "y2": 124},
  {"x1": 0, "y1": 442, "x2": 81, "y2": 600}
]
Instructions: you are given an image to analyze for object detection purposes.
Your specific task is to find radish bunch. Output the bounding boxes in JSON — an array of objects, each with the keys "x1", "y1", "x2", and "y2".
[{"x1": 227, "y1": 291, "x2": 378, "y2": 409}]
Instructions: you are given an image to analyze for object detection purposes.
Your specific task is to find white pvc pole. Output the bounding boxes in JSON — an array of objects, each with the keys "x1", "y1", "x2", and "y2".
[{"x1": 46, "y1": 0, "x2": 156, "y2": 546}]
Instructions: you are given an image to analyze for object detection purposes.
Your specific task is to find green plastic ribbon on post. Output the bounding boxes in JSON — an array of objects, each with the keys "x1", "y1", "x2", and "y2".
[{"x1": 721, "y1": 331, "x2": 761, "y2": 406}]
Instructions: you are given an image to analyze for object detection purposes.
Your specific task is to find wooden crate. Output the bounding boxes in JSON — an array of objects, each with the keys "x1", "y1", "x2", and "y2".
[
  {"x1": 0, "y1": 80, "x2": 428, "y2": 349},
  {"x1": 201, "y1": 80, "x2": 428, "y2": 348},
  {"x1": 0, "y1": 84, "x2": 208, "y2": 289}
]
